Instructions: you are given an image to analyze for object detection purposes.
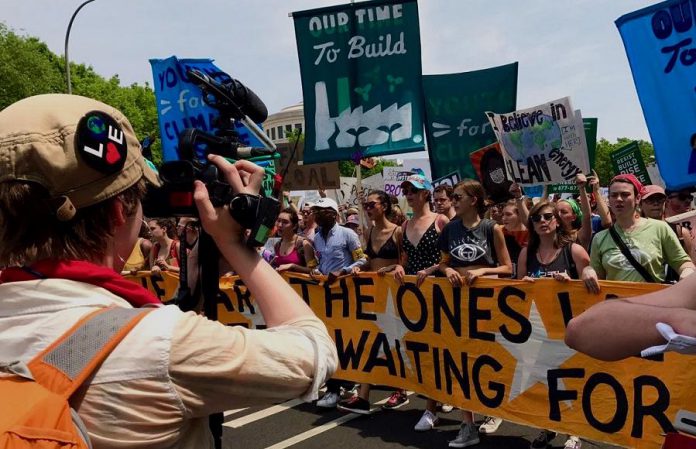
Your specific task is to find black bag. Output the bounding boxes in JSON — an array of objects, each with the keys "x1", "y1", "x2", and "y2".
[{"x1": 608, "y1": 225, "x2": 657, "y2": 283}]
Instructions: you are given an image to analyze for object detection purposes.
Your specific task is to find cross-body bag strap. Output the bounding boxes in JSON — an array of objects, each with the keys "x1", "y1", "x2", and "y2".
[{"x1": 608, "y1": 225, "x2": 657, "y2": 283}]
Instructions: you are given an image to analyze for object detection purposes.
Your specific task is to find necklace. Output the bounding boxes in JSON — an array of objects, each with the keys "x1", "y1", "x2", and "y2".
[{"x1": 537, "y1": 246, "x2": 561, "y2": 266}]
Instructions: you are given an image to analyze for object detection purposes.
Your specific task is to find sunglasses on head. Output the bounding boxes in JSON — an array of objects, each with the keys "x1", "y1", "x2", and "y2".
[
  {"x1": 363, "y1": 201, "x2": 379, "y2": 210},
  {"x1": 531, "y1": 212, "x2": 555, "y2": 223}
]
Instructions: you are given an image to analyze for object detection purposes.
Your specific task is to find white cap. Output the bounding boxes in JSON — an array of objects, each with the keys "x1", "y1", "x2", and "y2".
[{"x1": 312, "y1": 197, "x2": 339, "y2": 213}]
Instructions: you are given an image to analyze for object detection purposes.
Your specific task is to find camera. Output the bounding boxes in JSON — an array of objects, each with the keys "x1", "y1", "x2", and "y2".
[{"x1": 142, "y1": 69, "x2": 280, "y2": 248}]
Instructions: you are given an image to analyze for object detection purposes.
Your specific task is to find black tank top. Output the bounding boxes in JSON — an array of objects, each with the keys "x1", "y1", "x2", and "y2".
[
  {"x1": 526, "y1": 244, "x2": 578, "y2": 279},
  {"x1": 365, "y1": 227, "x2": 399, "y2": 260},
  {"x1": 403, "y1": 219, "x2": 441, "y2": 275}
]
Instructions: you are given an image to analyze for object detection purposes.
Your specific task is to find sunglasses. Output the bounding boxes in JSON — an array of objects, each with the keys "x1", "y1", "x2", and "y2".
[
  {"x1": 402, "y1": 186, "x2": 422, "y2": 195},
  {"x1": 531, "y1": 212, "x2": 555, "y2": 223},
  {"x1": 643, "y1": 196, "x2": 666, "y2": 204},
  {"x1": 669, "y1": 194, "x2": 693, "y2": 202},
  {"x1": 363, "y1": 201, "x2": 379, "y2": 210}
]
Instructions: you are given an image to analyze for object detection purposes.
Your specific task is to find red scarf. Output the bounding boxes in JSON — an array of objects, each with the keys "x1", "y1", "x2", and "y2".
[{"x1": 0, "y1": 259, "x2": 162, "y2": 308}]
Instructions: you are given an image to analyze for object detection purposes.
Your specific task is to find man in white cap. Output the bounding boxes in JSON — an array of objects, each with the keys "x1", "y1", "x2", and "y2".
[
  {"x1": 0, "y1": 94, "x2": 336, "y2": 449},
  {"x1": 310, "y1": 196, "x2": 367, "y2": 409}
]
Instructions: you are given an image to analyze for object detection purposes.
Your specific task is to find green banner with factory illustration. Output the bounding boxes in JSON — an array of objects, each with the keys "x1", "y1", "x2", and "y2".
[{"x1": 293, "y1": 0, "x2": 425, "y2": 163}]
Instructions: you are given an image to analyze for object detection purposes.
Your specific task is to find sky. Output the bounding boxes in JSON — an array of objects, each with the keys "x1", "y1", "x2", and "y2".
[{"x1": 1, "y1": 0, "x2": 658, "y2": 144}]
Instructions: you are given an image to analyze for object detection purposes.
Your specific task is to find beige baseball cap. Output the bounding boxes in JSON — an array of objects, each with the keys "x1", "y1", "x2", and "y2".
[{"x1": 0, "y1": 94, "x2": 160, "y2": 221}]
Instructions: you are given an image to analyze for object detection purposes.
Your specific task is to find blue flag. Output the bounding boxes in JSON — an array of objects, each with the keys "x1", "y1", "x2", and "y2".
[
  {"x1": 616, "y1": 2, "x2": 696, "y2": 189},
  {"x1": 149, "y1": 56, "x2": 263, "y2": 162}
]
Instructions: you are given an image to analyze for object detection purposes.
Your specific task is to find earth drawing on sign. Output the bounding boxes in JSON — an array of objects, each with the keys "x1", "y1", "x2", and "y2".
[{"x1": 502, "y1": 114, "x2": 562, "y2": 160}]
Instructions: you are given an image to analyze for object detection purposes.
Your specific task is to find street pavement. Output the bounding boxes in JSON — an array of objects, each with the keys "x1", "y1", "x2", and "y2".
[{"x1": 222, "y1": 387, "x2": 622, "y2": 449}]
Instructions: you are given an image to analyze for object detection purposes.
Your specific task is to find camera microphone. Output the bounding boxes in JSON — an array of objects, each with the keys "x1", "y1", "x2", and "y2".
[
  {"x1": 232, "y1": 146, "x2": 276, "y2": 159},
  {"x1": 222, "y1": 78, "x2": 268, "y2": 123}
]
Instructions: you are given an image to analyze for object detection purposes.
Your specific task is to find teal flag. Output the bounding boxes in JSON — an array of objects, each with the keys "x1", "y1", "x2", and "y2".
[
  {"x1": 423, "y1": 63, "x2": 518, "y2": 181},
  {"x1": 292, "y1": 0, "x2": 425, "y2": 164}
]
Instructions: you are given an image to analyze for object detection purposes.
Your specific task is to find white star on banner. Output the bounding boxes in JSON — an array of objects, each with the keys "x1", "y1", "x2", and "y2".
[
  {"x1": 374, "y1": 287, "x2": 413, "y2": 373},
  {"x1": 496, "y1": 300, "x2": 577, "y2": 403}
]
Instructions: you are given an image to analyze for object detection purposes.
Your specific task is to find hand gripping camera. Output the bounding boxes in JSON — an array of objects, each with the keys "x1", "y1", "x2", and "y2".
[{"x1": 142, "y1": 69, "x2": 280, "y2": 248}]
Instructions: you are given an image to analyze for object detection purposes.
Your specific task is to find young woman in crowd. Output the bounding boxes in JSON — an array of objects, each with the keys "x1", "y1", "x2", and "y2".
[
  {"x1": 389, "y1": 174, "x2": 449, "y2": 412},
  {"x1": 582, "y1": 174, "x2": 695, "y2": 293},
  {"x1": 121, "y1": 219, "x2": 153, "y2": 275},
  {"x1": 148, "y1": 217, "x2": 180, "y2": 276},
  {"x1": 271, "y1": 207, "x2": 314, "y2": 274},
  {"x1": 438, "y1": 179, "x2": 512, "y2": 448},
  {"x1": 338, "y1": 190, "x2": 402, "y2": 414},
  {"x1": 501, "y1": 184, "x2": 529, "y2": 277},
  {"x1": 517, "y1": 200, "x2": 589, "y2": 449}
]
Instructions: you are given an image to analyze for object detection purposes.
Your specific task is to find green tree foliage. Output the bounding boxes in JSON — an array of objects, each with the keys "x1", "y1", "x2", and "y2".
[
  {"x1": 593, "y1": 137, "x2": 654, "y2": 186},
  {"x1": 338, "y1": 158, "x2": 399, "y2": 178},
  {"x1": 0, "y1": 24, "x2": 162, "y2": 165}
]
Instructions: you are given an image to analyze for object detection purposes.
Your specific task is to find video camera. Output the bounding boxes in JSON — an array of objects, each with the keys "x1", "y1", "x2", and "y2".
[{"x1": 143, "y1": 69, "x2": 281, "y2": 248}]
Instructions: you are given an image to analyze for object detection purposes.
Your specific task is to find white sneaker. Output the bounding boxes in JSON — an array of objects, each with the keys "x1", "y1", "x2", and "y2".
[
  {"x1": 564, "y1": 436, "x2": 582, "y2": 449},
  {"x1": 316, "y1": 392, "x2": 339, "y2": 408},
  {"x1": 479, "y1": 416, "x2": 503, "y2": 434},
  {"x1": 449, "y1": 423, "x2": 480, "y2": 448},
  {"x1": 440, "y1": 403, "x2": 454, "y2": 413},
  {"x1": 414, "y1": 410, "x2": 439, "y2": 431}
]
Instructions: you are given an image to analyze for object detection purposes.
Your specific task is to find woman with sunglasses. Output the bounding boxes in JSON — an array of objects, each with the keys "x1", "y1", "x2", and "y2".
[
  {"x1": 337, "y1": 190, "x2": 402, "y2": 415},
  {"x1": 517, "y1": 201, "x2": 589, "y2": 449},
  {"x1": 271, "y1": 208, "x2": 315, "y2": 274},
  {"x1": 437, "y1": 179, "x2": 512, "y2": 449},
  {"x1": 582, "y1": 174, "x2": 696, "y2": 293}
]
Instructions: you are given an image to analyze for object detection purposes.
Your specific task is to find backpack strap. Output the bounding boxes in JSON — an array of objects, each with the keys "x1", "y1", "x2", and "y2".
[{"x1": 26, "y1": 306, "x2": 152, "y2": 399}]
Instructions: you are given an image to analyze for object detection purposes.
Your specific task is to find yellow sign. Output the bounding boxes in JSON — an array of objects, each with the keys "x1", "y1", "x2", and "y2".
[{"x1": 126, "y1": 272, "x2": 695, "y2": 449}]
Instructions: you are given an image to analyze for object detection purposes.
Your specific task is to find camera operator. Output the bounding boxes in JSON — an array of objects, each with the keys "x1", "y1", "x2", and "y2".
[{"x1": 0, "y1": 94, "x2": 337, "y2": 449}]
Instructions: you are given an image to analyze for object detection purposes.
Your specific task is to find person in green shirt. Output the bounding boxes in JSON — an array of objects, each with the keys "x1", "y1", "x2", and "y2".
[{"x1": 582, "y1": 174, "x2": 695, "y2": 293}]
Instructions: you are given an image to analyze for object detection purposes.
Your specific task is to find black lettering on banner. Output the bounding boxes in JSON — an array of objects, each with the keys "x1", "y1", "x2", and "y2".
[
  {"x1": 497, "y1": 286, "x2": 531, "y2": 343},
  {"x1": 148, "y1": 276, "x2": 166, "y2": 300},
  {"x1": 433, "y1": 345, "x2": 442, "y2": 390},
  {"x1": 433, "y1": 284, "x2": 462, "y2": 336},
  {"x1": 556, "y1": 291, "x2": 574, "y2": 327},
  {"x1": 218, "y1": 287, "x2": 236, "y2": 313},
  {"x1": 335, "y1": 329, "x2": 369, "y2": 370},
  {"x1": 353, "y1": 276, "x2": 377, "y2": 321},
  {"x1": 233, "y1": 279, "x2": 253, "y2": 313},
  {"x1": 289, "y1": 276, "x2": 317, "y2": 305},
  {"x1": 547, "y1": 368, "x2": 584, "y2": 421},
  {"x1": 472, "y1": 355, "x2": 504, "y2": 408},
  {"x1": 604, "y1": 294, "x2": 620, "y2": 300},
  {"x1": 631, "y1": 375, "x2": 674, "y2": 438},
  {"x1": 397, "y1": 284, "x2": 428, "y2": 332},
  {"x1": 394, "y1": 339, "x2": 406, "y2": 378},
  {"x1": 443, "y1": 348, "x2": 471, "y2": 398},
  {"x1": 405, "y1": 341, "x2": 429, "y2": 384},
  {"x1": 582, "y1": 372, "x2": 628, "y2": 433},
  {"x1": 469, "y1": 287, "x2": 495, "y2": 341},
  {"x1": 325, "y1": 278, "x2": 350, "y2": 318},
  {"x1": 363, "y1": 332, "x2": 397, "y2": 375}
]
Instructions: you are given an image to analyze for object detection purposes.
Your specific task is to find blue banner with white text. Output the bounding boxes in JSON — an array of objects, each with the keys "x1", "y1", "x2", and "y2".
[
  {"x1": 616, "y1": 1, "x2": 696, "y2": 190},
  {"x1": 149, "y1": 56, "x2": 262, "y2": 162}
]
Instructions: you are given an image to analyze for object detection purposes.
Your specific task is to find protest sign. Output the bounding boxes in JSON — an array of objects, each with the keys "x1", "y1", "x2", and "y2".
[
  {"x1": 547, "y1": 117, "x2": 598, "y2": 194},
  {"x1": 129, "y1": 272, "x2": 693, "y2": 449},
  {"x1": 149, "y1": 56, "x2": 262, "y2": 162},
  {"x1": 469, "y1": 142, "x2": 513, "y2": 204},
  {"x1": 610, "y1": 140, "x2": 652, "y2": 185},
  {"x1": 666, "y1": 209, "x2": 696, "y2": 260},
  {"x1": 432, "y1": 172, "x2": 461, "y2": 188},
  {"x1": 616, "y1": 2, "x2": 696, "y2": 190},
  {"x1": 336, "y1": 174, "x2": 384, "y2": 208},
  {"x1": 486, "y1": 98, "x2": 590, "y2": 186},
  {"x1": 275, "y1": 141, "x2": 340, "y2": 190},
  {"x1": 423, "y1": 63, "x2": 518, "y2": 181},
  {"x1": 292, "y1": 0, "x2": 425, "y2": 164},
  {"x1": 382, "y1": 167, "x2": 413, "y2": 197}
]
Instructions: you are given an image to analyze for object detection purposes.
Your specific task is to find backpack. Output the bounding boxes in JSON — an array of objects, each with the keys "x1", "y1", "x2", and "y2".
[{"x1": 0, "y1": 306, "x2": 152, "y2": 449}]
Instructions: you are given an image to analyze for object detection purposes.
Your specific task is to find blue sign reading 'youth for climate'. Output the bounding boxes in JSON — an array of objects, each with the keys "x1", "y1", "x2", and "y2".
[
  {"x1": 616, "y1": 1, "x2": 696, "y2": 189},
  {"x1": 150, "y1": 56, "x2": 262, "y2": 162}
]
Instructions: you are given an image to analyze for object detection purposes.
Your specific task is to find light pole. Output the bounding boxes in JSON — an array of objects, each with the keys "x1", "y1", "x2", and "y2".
[{"x1": 64, "y1": 0, "x2": 97, "y2": 94}]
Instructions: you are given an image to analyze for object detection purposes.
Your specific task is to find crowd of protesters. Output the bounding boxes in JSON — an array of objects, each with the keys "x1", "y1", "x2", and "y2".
[{"x1": 118, "y1": 167, "x2": 696, "y2": 449}]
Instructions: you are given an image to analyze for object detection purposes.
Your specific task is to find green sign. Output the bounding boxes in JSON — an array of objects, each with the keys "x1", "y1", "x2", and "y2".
[
  {"x1": 610, "y1": 140, "x2": 652, "y2": 186},
  {"x1": 292, "y1": 0, "x2": 425, "y2": 164},
  {"x1": 422, "y1": 63, "x2": 518, "y2": 181},
  {"x1": 547, "y1": 117, "x2": 598, "y2": 194}
]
